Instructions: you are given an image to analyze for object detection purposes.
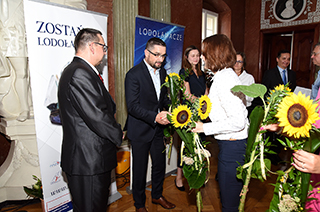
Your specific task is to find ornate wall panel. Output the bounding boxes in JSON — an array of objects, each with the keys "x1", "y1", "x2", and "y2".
[{"x1": 261, "y1": 0, "x2": 320, "y2": 29}]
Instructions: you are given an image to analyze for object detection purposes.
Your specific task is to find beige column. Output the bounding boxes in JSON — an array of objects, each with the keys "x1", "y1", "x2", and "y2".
[
  {"x1": 113, "y1": 0, "x2": 138, "y2": 128},
  {"x1": 150, "y1": 0, "x2": 171, "y2": 22}
]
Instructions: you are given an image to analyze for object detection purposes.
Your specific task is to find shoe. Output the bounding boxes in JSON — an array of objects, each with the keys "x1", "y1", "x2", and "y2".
[
  {"x1": 174, "y1": 179, "x2": 185, "y2": 191},
  {"x1": 152, "y1": 196, "x2": 176, "y2": 209},
  {"x1": 136, "y1": 207, "x2": 148, "y2": 212}
]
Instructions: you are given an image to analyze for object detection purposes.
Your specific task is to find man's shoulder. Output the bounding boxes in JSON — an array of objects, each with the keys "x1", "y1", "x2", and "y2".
[
  {"x1": 62, "y1": 58, "x2": 94, "y2": 80},
  {"x1": 64, "y1": 57, "x2": 89, "y2": 70},
  {"x1": 127, "y1": 61, "x2": 147, "y2": 75},
  {"x1": 267, "y1": 66, "x2": 278, "y2": 73},
  {"x1": 288, "y1": 68, "x2": 295, "y2": 74},
  {"x1": 263, "y1": 67, "x2": 278, "y2": 77}
]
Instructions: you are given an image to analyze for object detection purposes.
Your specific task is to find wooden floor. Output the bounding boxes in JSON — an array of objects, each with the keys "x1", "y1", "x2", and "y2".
[{"x1": 1, "y1": 137, "x2": 280, "y2": 212}]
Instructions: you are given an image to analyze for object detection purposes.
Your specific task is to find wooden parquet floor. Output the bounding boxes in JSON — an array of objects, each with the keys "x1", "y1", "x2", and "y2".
[
  {"x1": 1, "y1": 137, "x2": 281, "y2": 212},
  {"x1": 109, "y1": 137, "x2": 278, "y2": 212}
]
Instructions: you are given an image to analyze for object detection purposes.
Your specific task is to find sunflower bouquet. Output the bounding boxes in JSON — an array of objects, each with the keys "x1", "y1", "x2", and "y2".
[
  {"x1": 162, "y1": 72, "x2": 212, "y2": 212},
  {"x1": 231, "y1": 83, "x2": 320, "y2": 212}
]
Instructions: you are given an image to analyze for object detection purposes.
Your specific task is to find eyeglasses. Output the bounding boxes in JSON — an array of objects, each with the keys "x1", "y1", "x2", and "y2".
[
  {"x1": 94, "y1": 42, "x2": 108, "y2": 52},
  {"x1": 311, "y1": 52, "x2": 320, "y2": 57},
  {"x1": 147, "y1": 49, "x2": 167, "y2": 59},
  {"x1": 236, "y1": 60, "x2": 243, "y2": 64}
]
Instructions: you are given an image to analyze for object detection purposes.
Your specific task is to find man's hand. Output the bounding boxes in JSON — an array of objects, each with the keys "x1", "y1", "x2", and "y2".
[{"x1": 155, "y1": 111, "x2": 171, "y2": 125}]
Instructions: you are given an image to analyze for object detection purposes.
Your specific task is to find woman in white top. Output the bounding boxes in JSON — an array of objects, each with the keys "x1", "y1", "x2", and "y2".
[
  {"x1": 234, "y1": 52, "x2": 255, "y2": 116},
  {"x1": 192, "y1": 34, "x2": 248, "y2": 212}
]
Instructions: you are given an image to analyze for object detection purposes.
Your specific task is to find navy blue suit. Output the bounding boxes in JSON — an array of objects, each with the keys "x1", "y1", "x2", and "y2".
[{"x1": 125, "y1": 60, "x2": 170, "y2": 209}]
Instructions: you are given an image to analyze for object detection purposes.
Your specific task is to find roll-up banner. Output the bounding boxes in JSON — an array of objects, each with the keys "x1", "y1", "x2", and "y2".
[
  {"x1": 23, "y1": 0, "x2": 120, "y2": 211},
  {"x1": 134, "y1": 16, "x2": 185, "y2": 74}
]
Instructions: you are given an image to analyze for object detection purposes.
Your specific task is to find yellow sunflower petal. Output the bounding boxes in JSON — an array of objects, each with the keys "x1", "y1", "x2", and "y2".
[
  {"x1": 171, "y1": 105, "x2": 192, "y2": 128},
  {"x1": 198, "y1": 95, "x2": 212, "y2": 120},
  {"x1": 165, "y1": 73, "x2": 181, "y2": 83},
  {"x1": 276, "y1": 92, "x2": 319, "y2": 138}
]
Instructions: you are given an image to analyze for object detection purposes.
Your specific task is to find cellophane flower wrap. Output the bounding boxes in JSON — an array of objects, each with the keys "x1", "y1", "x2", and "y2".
[
  {"x1": 162, "y1": 72, "x2": 212, "y2": 212},
  {"x1": 231, "y1": 83, "x2": 320, "y2": 212}
]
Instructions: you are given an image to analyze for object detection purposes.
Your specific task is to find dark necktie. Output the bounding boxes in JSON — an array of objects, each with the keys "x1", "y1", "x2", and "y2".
[
  {"x1": 99, "y1": 74, "x2": 104, "y2": 84},
  {"x1": 282, "y1": 69, "x2": 287, "y2": 85}
]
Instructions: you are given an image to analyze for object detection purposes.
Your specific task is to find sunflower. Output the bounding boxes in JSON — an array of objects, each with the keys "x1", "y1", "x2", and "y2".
[
  {"x1": 276, "y1": 92, "x2": 319, "y2": 138},
  {"x1": 165, "y1": 73, "x2": 181, "y2": 83},
  {"x1": 274, "y1": 84, "x2": 291, "y2": 92},
  {"x1": 198, "y1": 95, "x2": 212, "y2": 120},
  {"x1": 171, "y1": 105, "x2": 192, "y2": 128}
]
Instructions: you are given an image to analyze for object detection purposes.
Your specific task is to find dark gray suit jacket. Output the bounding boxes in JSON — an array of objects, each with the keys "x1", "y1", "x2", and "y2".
[{"x1": 58, "y1": 57, "x2": 122, "y2": 175}]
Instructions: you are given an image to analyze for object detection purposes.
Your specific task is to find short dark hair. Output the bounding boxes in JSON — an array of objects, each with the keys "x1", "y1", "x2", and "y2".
[
  {"x1": 314, "y1": 42, "x2": 320, "y2": 49},
  {"x1": 145, "y1": 37, "x2": 166, "y2": 50},
  {"x1": 202, "y1": 34, "x2": 236, "y2": 72},
  {"x1": 74, "y1": 28, "x2": 102, "y2": 53},
  {"x1": 236, "y1": 51, "x2": 246, "y2": 71},
  {"x1": 277, "y1": 49, "x2": 290, "y2": 58}
]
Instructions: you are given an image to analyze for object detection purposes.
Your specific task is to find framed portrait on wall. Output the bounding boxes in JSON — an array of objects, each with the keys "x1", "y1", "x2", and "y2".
[
  {"x1": 261, "y1": 0, "x2": 320, "y2": 29},
  {"x1": 273, "y1": 0, "x2": 306, "y2": 22}
]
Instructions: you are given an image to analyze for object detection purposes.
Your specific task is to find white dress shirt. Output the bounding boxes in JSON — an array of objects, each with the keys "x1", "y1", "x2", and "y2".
[
  {"x1": 277, "y1": 65, "x2": 288, "y2": 84},
  {"x1": 238, "y1": 70, "x2": 255, "y2": 107},
  {"x1": 144, "y1": 59, "x2": 160, "y2": 100},
  {"x1": 203, "y1": 68, "x2": 248, "y2": 140}
]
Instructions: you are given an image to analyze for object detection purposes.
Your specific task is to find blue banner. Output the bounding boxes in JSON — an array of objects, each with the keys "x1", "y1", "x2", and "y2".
[{"x1": 134, "y1": 16, "x2": 185, "y2": 74}]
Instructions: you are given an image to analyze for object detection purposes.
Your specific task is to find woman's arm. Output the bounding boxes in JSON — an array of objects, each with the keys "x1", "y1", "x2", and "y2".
[{"x1": 183, "y1": 81, "x2": 197, "y2": 102}]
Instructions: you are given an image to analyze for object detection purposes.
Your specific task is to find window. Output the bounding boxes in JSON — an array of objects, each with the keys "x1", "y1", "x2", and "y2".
[{"x1": 202, "y1": 9, "x2": 218, "y2": 40}]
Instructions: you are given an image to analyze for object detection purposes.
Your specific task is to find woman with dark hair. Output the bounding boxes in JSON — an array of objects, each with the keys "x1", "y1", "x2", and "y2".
[
  {"x1": 192, "y1": 34, "x2": 248, "y2": 212},
  {"x1": 175, "y1": 45, "x2": 208, "y2": 191},
  {"x1": 233, "y1": 52, "x2": 255, "y2": 115},
  {"x1": 179, "y1": 45, "x2": 208, "y2": 102}
]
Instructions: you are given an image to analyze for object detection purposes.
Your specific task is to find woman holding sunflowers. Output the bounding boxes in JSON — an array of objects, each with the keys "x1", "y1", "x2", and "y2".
[{"x1": 192, "y1": 34, "x2": 249, "y2": 212}]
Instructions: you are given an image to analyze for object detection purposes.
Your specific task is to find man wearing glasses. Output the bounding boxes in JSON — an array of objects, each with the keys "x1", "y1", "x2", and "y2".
[
  {"x1": 125, "y1": 38, "x2": 175, "y2": 212},
  {"x1": 58, "y1": 28, "x2": 122, "y2": 212}
]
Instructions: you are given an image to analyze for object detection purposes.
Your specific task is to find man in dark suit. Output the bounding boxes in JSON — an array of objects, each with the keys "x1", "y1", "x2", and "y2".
[
  {"x1": 262, "y1": 49, "x2": 296, "y2": 92},
  {"x1": 262, "y1": 49, "x2": 296, "y2": 165},
  {"x1": 58, "y1": 28, "x2": 122, "y2": 212},
  {"x1": 125, "y1": 38, "x2": 175, "y2": 212}
]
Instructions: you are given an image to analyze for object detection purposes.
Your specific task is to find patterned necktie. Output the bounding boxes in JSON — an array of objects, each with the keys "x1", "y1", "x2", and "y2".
[
  {"x1": 98, "y1": 74, "x2": 104, "y2": 84},
  {"x1": 282, "y1": 69, "x2": 287, "y2": 85}
]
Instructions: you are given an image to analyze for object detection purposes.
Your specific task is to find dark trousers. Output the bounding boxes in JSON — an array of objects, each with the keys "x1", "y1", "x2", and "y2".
[
  {"x1": 131, "y1": 129, "x2": 166, "y2": 209},
  {"x1": 66, "y1": 171, "x2": 111, "y2": 212},
  {"x1": 217, "y1": 138, "x2": 246, "y2": 212}
]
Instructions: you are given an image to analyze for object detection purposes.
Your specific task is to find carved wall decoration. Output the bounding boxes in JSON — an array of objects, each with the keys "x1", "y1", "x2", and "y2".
[{"x1": 261, "y1": 0, "x2": 320, "y2": 29}]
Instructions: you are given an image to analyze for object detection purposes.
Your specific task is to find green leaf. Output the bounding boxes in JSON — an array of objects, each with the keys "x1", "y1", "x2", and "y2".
[
  {"x1": 231, "y1": 84, "x2": 267, "y2": 99},
  {"x1": 307, "y1": 130, "x2": 320, "y2": 153},
  {"x1": 300, "y1": 172, "x2": 311, "y2": 207},
  {"x1": 183, "y1": 165, "x2": 206, "y2": 189},
  {"x1": 245, "y1": 106, "x2": 264, "y2": 161},
  {"x1": 163, "y1": 125, "x2": 174, "y2": 137}
]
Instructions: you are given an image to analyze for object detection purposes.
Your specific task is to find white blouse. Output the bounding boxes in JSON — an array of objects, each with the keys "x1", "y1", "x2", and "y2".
[
  {"x1": 238, "y1": 70, "x2": 255, "y2": 107},
  {"x1": 203, "y1": 68, "x2": 249, "y2": 140}
]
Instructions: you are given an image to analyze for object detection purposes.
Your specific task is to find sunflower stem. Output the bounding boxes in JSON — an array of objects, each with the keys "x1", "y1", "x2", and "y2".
[{"x1": 239, "y1": 147, "x2": 256, "y2": 212}]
